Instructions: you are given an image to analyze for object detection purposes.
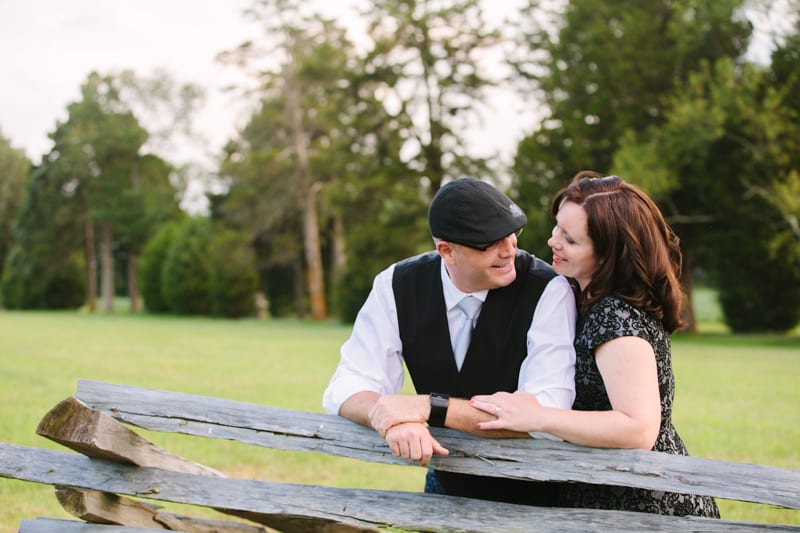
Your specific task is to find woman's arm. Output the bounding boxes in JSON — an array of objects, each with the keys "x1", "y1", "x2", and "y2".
[{"x1": 471, "y1": 336, "x2": 661, "y2": 450}]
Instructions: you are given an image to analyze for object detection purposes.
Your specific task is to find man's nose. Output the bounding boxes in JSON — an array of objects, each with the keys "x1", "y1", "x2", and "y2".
[{"x1": 499, "y1": 234, "x2": 516, "y2": 255}]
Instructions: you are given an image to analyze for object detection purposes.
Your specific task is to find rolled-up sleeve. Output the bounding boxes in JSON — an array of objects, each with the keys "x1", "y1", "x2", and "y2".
[
  {"x1": 322, "y1": 265, "x2": 406, "y2": 415},
  {"x1": 518, "y1": 275, "x2": 576, "y2": 410}
]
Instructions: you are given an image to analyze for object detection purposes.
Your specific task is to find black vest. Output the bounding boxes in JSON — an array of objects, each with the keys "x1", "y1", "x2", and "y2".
[{"x1": 392, "y1": 250, "x2": 560, "y2": 506}]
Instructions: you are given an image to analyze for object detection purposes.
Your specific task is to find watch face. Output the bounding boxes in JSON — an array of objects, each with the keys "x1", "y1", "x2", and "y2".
[{"x1": 430, "y1": 393, "x2": 449, "y2": 407}]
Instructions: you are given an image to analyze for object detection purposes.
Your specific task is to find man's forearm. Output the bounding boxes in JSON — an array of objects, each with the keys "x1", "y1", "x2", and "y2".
[
  {"x1": 445, "y1": 397, "x2": 529, "y2": 438},
  {"x1": 338, "y1": 391, "x2": 381, "y2": 428},
  {"x1": 341, "y1": 392, "x2": 528, "y2": 439}
]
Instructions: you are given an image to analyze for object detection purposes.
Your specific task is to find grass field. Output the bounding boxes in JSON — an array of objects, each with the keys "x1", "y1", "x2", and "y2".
[{"x1": 1, "y1": 291, "x2": 799, "y2": 529}]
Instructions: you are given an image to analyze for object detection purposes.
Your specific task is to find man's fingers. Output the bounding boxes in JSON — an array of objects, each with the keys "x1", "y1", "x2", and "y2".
[{"x1": 431, "y1": 437, "x2": 450, "y2": 456}]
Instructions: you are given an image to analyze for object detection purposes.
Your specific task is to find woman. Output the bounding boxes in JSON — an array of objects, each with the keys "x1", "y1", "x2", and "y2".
[{"x1": 470, "y1": 171, "x2": 720, "y2": 517}]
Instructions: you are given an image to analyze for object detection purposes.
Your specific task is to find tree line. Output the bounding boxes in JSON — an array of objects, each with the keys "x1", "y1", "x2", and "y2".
[{"x1": 1, "y1": 0, "x2": 798, "y2": 333}]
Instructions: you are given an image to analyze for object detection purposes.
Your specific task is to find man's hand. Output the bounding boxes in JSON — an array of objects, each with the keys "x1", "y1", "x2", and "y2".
[
  {"x1": 368, "y1": 394, "x2": 428, "y2": 437},
  {"x1": 384, "y1": 422, "x2": 449, "y2": 467}
]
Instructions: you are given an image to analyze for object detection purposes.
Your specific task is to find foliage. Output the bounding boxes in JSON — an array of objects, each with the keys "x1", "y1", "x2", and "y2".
[
  {"x1": 509, "y1": 0, "x2": 751, "y2": 238},
  {"x1": 335, "y1": 179, "x2": 430, "y2": 322},
  {"x1": 0, "y1": 132, "x2": 30, "y2": 284},
  {"x1": 0, "y1": 160, "x2": 86, "y2": 309},
  {"x1": 615, "y1": 44, "x2": 800, "y2": 331},
  {"x1": 218, "y1": 3, "x2": 425, "y2": 320},
  {"x1": 115, "y1": 153, "x2": 182, "y2": 254},
  {"x1": 161, "y1": 217, "x2": 214, "y2": 315},
  {"x1": 140, "y1": 220, "x2": 259, "y2": 317},
  {"x1": 3, "y1": 2, "x2": 797, "y2": 327},
  {"x1": 218, "y1": 5, "x2": 361, "y2": 319},
  {"x1": 138, "y1": 221, "x2": 182, "y2": 313},
  {"x1": 360, "y1": 0, "x2": 502, "y2": 194},
  {"x1": 6, "y1": 71, "x2": 189, "y2": 313},
  {"x1": 508, "y1": 0, "x2": 800, "y2": 331},
  {"x1": 1, "y1": 247, "x2": 85, "y2": 309},
  {"x1": 208, "y1": 229, "x2": 259, "y2": 318},
  {"x1": 39, "y1": 252, "x2": 87, "y2": 309}
]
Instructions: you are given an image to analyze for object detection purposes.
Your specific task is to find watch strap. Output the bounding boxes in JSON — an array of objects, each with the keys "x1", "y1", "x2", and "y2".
[{"x1": 428, "y1": 393, "x2": 449, "y2": 427}]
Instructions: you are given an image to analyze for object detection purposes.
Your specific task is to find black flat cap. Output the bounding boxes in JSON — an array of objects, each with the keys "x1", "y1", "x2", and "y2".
[{"x1": 428, "y1": 178, "x2": 527, "y2": 244}]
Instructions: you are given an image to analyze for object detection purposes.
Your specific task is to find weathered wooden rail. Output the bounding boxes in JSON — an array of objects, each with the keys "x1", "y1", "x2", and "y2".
[{"x1": 2, "y1": 379, "x2": 799, "y2": 532}]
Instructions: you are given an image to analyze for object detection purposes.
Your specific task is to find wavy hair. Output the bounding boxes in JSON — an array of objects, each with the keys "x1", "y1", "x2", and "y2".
[{"x1": 551, "y1": 171, "x2": 685, "y2": 332}]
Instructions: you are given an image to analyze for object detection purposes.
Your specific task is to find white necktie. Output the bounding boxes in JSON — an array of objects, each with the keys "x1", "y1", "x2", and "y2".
[{"x1": 453, "y1": 295, "x2": 481, "y2": 371}]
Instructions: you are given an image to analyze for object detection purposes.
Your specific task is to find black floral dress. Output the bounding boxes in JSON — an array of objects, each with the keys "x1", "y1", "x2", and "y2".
[{"x1": 558, "y1": 296, "x2": 720, "y2": 517}]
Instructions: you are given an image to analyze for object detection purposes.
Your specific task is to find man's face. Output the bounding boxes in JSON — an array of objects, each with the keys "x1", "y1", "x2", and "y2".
[{"x1": 438, "y1": 231, "x2": 519, "y2": 293}]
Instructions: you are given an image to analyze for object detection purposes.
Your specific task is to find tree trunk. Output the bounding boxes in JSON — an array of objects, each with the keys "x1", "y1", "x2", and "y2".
[
  {"x1": 287, "y1": 73, "x2": 326, "y2": 320},
  {"x1": 329, "y1": 214, "x2": 347, "y2": 316},
  {"x1": 302, "y1": 183, "x2": 326, "y2": 320},
  {"x1": 294, "y1": 254, "x2": 305, "y2": 319},
  {"x1": 127, "y1": 254, "x2": 140, "y2": 313},
  {"x1": 101, "y1": 222, "x2": 114, "y2": 313},
  {"x1": 680, "y1": 254, "x2": 697, "y2": 334},
  {"x1": 84, "y1": 218, "x2": 97, "y2": 313},
  {"x1": 331, "y1": 215, "x2": 347, "y2": 280}
]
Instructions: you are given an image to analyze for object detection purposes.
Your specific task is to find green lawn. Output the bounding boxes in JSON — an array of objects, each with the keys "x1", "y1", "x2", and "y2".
[{"x1": 1, "y1": 302, "x2": 798, "y2": 530}]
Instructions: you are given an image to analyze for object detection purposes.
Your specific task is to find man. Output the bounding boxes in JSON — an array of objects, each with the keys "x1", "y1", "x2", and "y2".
[{"x1": 323, "y1": 177, "x2": 576, "y2": 505}]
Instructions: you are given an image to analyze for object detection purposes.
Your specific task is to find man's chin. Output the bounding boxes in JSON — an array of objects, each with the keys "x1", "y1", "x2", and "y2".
[{"x1": 492, "y1": 269, "x2": 517, "y2": 288}]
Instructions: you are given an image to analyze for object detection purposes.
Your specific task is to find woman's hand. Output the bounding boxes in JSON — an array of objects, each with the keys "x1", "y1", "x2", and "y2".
[{"x1": 470, "y1": 391, "x2": 544, "y2": 432}]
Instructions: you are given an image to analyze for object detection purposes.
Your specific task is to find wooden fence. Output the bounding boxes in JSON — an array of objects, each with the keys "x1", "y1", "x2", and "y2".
[{"x1": 1, "y1": 379, "x2": 799, "y2": 532}]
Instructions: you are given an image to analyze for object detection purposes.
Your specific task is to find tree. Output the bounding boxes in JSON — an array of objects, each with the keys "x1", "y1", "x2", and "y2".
[
  {"x1": 0, "y1": 131, "x2": 30, "y2": 288},
  {"x1": 18, "y1": 71, "x2": 188, "y2": 313},
  {"x1": 208, "y1": 228, "x2": 260, "y2": 318},
  {"x1": 138, "y1": 220, "x2": 182, "y2": 313},
  {"x1": 508, "y1": 0, "x2": 753, "y2": 331},
  {"x1": 219, "y1": 1, "x2": 425, "y2": 320},
  {"x1": 161, "y1": 217, "x2": 214, "y2": 315},
  {"x1": 613, "y1": 21, "x2": 800, "y2": 331},
  {"x1": 219, "y1": 2, "x2": 352, "y2": 320},
  {"x1": 114, "y1": 153, "x2": 183, "y2": 312},
  {"x1": 1, "y1": 162, "x2": 85, "y2": 310},
  {"x1": 361, "y1": 0, "x2": 502, "y2": 194},
  {"x1": 45, "y1": 72, "x2": 149, "y2": 312}
]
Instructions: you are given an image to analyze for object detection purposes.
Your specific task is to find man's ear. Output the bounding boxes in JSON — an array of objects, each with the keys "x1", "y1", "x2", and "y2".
[{"x1": 436, "y1": 240, "x2": 455, "y2": 263}]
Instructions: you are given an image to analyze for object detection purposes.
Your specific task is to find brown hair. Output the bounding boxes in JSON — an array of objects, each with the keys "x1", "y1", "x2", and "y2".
[{"x1": 551, "y1": 171, "x2": 685, "y2": 332}]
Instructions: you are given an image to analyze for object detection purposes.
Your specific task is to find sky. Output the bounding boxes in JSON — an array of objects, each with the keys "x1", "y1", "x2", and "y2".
[
  {"x1": 0, "y1": 1, "x2": 792, "y2": 174},
  {"x1": 0, "y1": 0, "x2": 528, "y2": 171}
]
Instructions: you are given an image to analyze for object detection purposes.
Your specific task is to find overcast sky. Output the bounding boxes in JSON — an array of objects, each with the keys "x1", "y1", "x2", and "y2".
[
  {"x1": 0, "y1": 0, "x2": 792, "y2": 172},
  {"x1": 0, "y1": 0, "x2": 530, "y2": 170}
]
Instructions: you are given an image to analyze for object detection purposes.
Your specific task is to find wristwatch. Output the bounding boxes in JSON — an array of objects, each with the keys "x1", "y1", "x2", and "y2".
[{"x1": 428, "y1": 393, "x2": 450, "y2": 428}]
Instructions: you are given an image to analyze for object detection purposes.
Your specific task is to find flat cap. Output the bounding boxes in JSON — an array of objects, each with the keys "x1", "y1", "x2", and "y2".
[{"x1": 428, "y1": 177, "x2": 527, "y2": 244}]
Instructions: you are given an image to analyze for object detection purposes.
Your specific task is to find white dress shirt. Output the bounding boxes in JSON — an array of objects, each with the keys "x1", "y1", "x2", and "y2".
[{"x1": 323, "y1": 258, "x2": 577, "y2": 417}]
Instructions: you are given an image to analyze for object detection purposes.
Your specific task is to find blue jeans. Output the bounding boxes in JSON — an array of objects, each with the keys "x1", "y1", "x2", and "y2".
[{"x1": 424, "y1": 468, "x2": 446, "y2": 494}]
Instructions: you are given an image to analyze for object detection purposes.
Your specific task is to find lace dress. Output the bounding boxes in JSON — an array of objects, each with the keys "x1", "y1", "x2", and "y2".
[{"x1": 558, "y1": 296, "x2": 721, "y2": 517}]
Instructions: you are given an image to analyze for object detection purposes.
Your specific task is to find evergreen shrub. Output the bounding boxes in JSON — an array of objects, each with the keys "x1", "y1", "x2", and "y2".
[
  {"x1": 1, "y1": 247, "x2": 84, "y2": 309},
  {"x1": 209, "y1": 229, "x2": 259, "y2": 318},
  {"x1": 139, "y1": 222, "x2": 179, "y2": 313},
  {"x1": 161, "y1": 217, "x2": 213, "y2": 315}
]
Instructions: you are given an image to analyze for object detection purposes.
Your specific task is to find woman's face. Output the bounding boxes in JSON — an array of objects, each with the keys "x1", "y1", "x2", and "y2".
[{"x1": 547, "y1": 200, "x2": 599, "y2": 291}]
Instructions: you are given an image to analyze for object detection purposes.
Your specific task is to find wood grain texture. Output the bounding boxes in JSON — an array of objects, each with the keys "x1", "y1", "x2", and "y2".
[
  {"x1": 54, "y1": 487, "x2": 272, "y2": 532},
  {"x1": 4, "y1": 443, "x2": 792, "y2": 533},
  {"x1": 37, "y1": 397, "x2": 222, "y2": 477}
]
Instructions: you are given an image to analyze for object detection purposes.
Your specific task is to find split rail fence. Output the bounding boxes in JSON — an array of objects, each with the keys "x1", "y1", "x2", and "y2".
[{"x1": 1, "y1": 380, "x2": 799, "y2": 532}]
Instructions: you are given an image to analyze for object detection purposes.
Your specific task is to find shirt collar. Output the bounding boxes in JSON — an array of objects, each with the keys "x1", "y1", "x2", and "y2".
[{"x1": 440, "y1": 259, "x2": 488, "y2": 311}]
